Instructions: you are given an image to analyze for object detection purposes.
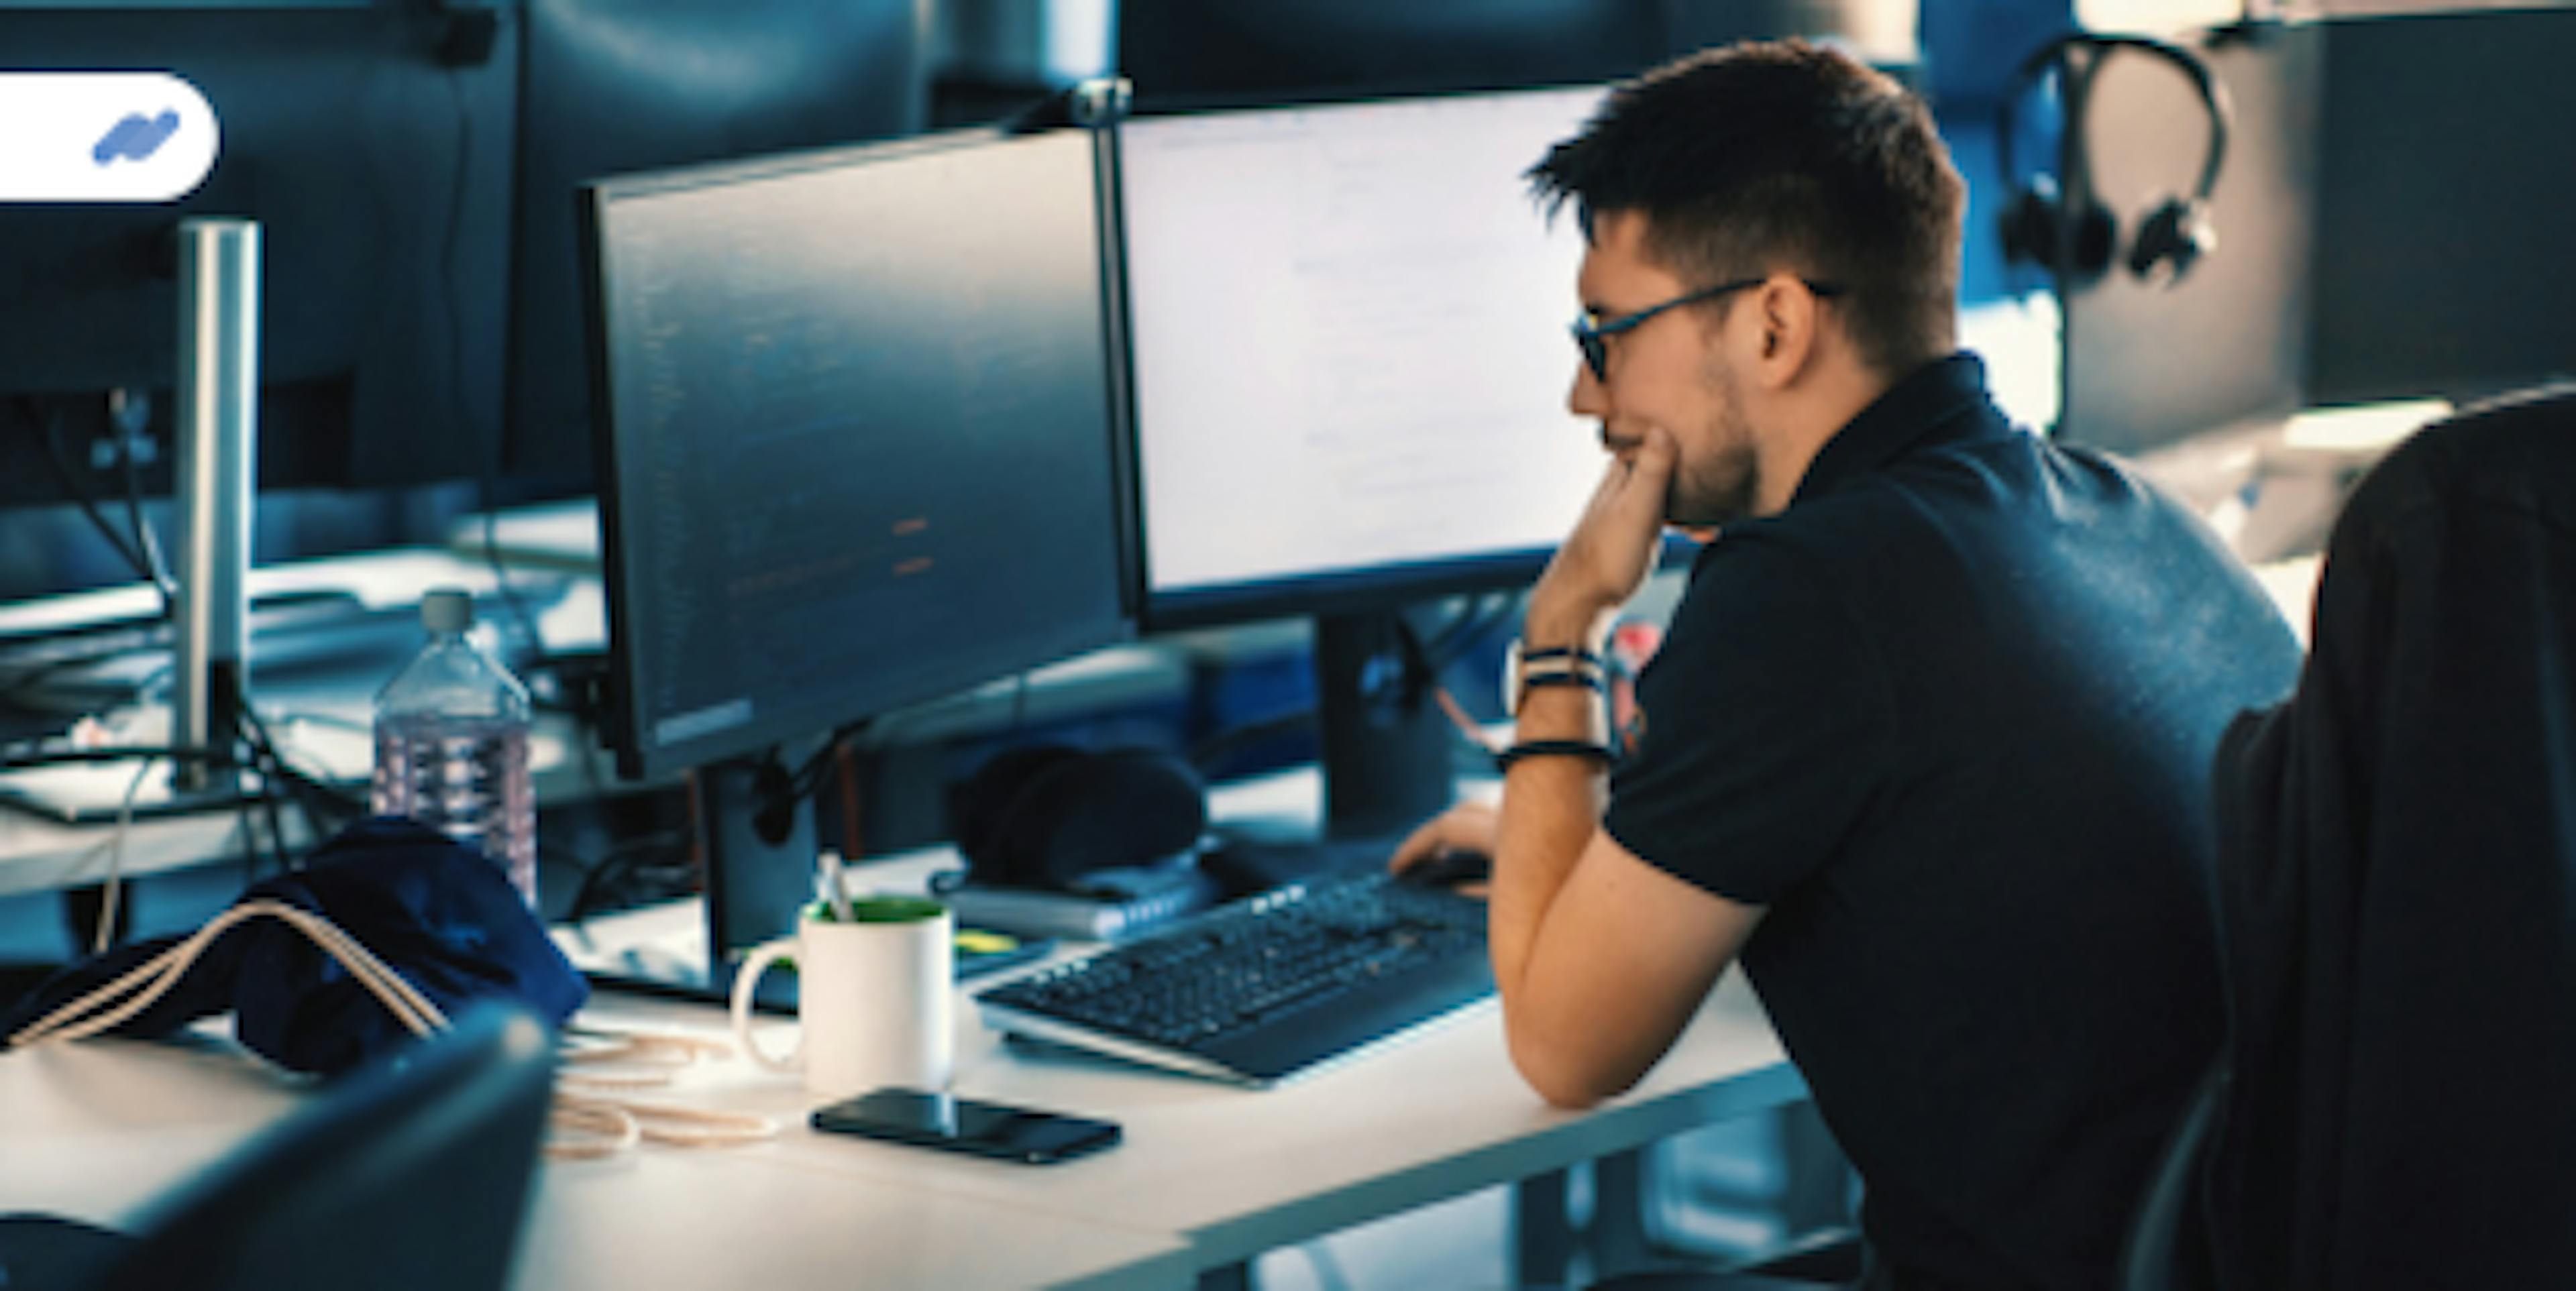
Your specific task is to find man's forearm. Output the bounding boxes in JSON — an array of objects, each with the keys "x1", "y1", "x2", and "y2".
[{"x1": 1491, "y1": 621, "x2": 1611, "y2": 997}]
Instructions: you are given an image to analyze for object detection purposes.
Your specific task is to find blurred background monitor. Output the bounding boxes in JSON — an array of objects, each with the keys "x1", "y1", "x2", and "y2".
[
  {"x1": 580, "y1": 127, "x2": 1129, "y2": 976},
  {"x1": 2006, "y1": 9, "x2": 2576, "y2": 459},
  {"x1": 2046, "y1": 20, "x2": 2322, "y2": 457},
  {"x1": 504, "y1": 0, "x2": 930, "y2": 488},
  {"x1": 1112, "y1": 0, "x2": 1919, "y2": 108},
  {"x1": 2302, "y1": 7, "x2": 2576, "y2": 408},
  {"x1": 1114, "y1": 0, "x2": 1665, "y2": 105},
  {"x1": 0, "y1": 3, "x2": 519, "y2": 500}
]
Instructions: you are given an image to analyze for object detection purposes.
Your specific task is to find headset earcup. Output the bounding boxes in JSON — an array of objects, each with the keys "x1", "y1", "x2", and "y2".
[
  {"x1": 2000, "y1": 176, "x2": 2113, "y2": 288},
  {"x1": 2127, "y1": 196, "x2": 2216, "y2": 285},
  {"x1": 1998, "y1": 180, "x2": 2057, "y2": 268},
  {"x1": 2067, "y1": 198, "x2": 2116, "y2": 285}
]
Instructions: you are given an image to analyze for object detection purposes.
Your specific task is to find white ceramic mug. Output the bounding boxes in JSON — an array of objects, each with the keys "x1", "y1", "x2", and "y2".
[{"x1": 729, "y1": 897, "x2": 953, "y2": 1098}]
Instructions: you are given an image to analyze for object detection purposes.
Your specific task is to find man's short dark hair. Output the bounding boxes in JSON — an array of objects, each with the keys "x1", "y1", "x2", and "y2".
[{"x1": 1529, "y1": 40, "x2": 1965, "y2": 376}]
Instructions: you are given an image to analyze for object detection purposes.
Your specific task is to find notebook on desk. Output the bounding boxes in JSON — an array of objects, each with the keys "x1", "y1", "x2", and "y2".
[{"x1": 930, "y1": 855, "x2": 1225, "y2": 942}]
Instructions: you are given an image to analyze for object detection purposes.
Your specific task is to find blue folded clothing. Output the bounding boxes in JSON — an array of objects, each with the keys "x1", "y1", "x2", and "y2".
[{"x1": 2, "y1": 817, "x2": 586, "y2": 1074}]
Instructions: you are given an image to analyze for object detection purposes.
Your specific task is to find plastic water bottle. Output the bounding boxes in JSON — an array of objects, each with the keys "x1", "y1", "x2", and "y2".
[{"x1": 372, "y1": 588, "x2": 537, "y2": 907}]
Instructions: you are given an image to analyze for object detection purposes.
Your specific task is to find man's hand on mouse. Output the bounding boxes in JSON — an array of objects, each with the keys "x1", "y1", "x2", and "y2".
[
  {"x1": 1389, "y1": 801, "x2": 1499, "y2": 899},
  {"x1": 1386, "y1": 435, "x2": 1676, "y2": 901}
]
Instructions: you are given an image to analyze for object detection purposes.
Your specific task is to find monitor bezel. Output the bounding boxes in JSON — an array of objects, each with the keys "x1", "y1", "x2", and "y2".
[
  {"x1": 579, "y1": 127, "x2": 1136, "y2": 782},
  {"x1": 1106, "y1": 85, "x2": 1697, "y2": 634}
]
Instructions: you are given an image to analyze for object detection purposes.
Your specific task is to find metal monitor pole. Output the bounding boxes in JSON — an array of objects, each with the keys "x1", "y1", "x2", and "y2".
[{"x1": 170, "y1": 217, "x2": 258, "y2": 792}]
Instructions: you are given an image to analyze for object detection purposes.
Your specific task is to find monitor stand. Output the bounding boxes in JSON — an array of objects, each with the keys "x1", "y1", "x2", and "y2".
[
  {"x1": 0, "y1": 219, "x2": 277, "y2": 826},
  {"x1": 1311, "y1": 607, "x2": 1463, "y2": 841},
  {"x1": 563, "y1": 758, "x2": 815, "y2": 1013},
  {"x1": 696, "y1": 759, "x2": 818, "y2": 1009}
]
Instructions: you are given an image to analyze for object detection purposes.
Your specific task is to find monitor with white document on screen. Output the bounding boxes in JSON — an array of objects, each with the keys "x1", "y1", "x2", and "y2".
[{"x1": 1114, "y1": 85, "x2": 1661, "y2": 838}]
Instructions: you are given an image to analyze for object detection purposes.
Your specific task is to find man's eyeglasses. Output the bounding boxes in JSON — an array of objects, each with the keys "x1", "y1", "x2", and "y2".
[{"x1": 1570, "y1": 276, "x2": 1845, "y2": 382}]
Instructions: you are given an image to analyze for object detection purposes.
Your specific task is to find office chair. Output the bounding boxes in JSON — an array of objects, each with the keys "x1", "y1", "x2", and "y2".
[
  {"x1": 2113, "y1": 1065, "x2": 2223, "y2": 1291},
  {"x1": 1576, "y1": 1107, "x2": 1861, "y2": 1284},
  {"x1": 0, "y1": 1003, "x2": 558, "y2": 1291},
  {"x1": 1583, "y1": 1080, "x2": 2216, "y2": 1291},
  {"x1": 2200, "y1": 388, "x2": 2576, "y2": 1290},
  {"x1": 1592, "y1": 392, "x2": 2575, "y2": 1291},
  {"x1": 1587, "y1": 397, "x2": 2576, "y2": 1291}
]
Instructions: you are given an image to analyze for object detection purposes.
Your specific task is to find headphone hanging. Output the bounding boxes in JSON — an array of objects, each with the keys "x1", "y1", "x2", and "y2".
[{"x1": 1995, "y1": 32, "x2": 2233, "y2": 291}]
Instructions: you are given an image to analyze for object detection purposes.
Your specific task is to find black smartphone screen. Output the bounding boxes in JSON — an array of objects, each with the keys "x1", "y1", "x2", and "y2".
[{"x1": 810, "y1": 1088, "x2": 1122, "y2": 1164}]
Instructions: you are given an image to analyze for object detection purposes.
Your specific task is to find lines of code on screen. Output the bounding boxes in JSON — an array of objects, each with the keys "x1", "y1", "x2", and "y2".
[{"x1": 590, "y1": 131, "x2": 1126, "y2": 776}]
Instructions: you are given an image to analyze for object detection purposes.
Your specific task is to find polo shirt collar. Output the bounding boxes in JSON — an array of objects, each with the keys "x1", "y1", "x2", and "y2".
[{"x1": 1790, "y1": 351, "x2": 2005, "y2": 506}]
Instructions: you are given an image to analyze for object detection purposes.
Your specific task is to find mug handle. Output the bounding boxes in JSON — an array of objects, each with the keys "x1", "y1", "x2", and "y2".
[{"x1": 728, "y1": 936, "x2": 802, "y2": 1075}]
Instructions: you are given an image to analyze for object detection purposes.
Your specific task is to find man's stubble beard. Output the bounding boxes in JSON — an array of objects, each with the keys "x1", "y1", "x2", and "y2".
[{"x1": 1666, "y1": 358, "x2": 1761, "y2": 529}]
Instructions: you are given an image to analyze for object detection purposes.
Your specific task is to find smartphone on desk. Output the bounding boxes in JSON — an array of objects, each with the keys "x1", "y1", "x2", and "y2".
[{"x1": 810, "y1": 1088, "x2": 1122, "y2": 1164}]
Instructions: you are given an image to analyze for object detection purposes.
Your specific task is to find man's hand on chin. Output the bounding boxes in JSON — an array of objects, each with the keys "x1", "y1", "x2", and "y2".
[{"x1": 1530, "y1": 425, "x2": 1678, "y2": 642}]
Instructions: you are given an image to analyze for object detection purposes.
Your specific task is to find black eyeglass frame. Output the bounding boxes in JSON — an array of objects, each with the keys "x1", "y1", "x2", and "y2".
[{"x1": 1570, "y1": 276, "x2": 1845, "y2": 382}]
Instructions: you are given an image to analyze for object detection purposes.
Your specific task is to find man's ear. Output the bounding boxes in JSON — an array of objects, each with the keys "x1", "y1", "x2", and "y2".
[{"x1": 1751, "y1": 273, "x2": 1821, "y2": 390}]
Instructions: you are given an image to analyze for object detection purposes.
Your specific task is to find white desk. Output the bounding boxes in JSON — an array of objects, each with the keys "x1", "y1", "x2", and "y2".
[
  {"x1": 555, "y1": 768, "x2": 1801, "y2": 1280},
  {"x1": 0, "y1": 974, "x2": 1789, "y2": 1290},
  {"x1": 7, "y1": 769, "x2": 1805, "y2": 1287},
  {"x1": 0, "y1": 1031, "x2": 1195, "y2": 1291},
  {"x1": 584, "y1": 970, "x2": 1796, "y2": 1279}
]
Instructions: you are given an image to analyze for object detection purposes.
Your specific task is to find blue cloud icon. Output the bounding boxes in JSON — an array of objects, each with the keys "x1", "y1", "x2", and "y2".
[{"x1": 92, "y1": 109, "x2": 180, "y2": 166}]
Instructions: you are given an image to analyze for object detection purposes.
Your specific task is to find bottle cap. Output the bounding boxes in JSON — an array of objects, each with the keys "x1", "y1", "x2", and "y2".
[{"x1": 421, "y1": 587, "x2": 474, "y2": 634}]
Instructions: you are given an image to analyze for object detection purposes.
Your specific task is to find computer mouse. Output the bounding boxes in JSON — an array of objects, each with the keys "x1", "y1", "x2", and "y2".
[{"x1": 1401, "y1": 848, "x2": 1492, "y2": 889}]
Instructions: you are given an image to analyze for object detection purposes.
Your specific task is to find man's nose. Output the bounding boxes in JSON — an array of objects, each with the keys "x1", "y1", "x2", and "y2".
[{"x1": 1568, "y1": 357, "x2": 1607, "y2": 420}]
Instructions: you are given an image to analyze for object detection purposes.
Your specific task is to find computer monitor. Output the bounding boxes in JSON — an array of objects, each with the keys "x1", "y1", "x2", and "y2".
[
  {"x1": 1111, "y1": 1, "x2": 1907, "y2": 111},
  {"x1": 0, "y1": 3, "x2": 518, "y2": 500},
  {"x1": 1114, "y1": 0, "x2": 1666, "y2": 107},
  {"x1": 504, "y1": 0, "x2": 929, "y2": 487},
  {"x1": 2303, "y1": 9, "x2": 2576, "y2": 407},
  {"x1": 1115, "y1": 87, "x2": 1616, "y2": 834},
  {"x1": 581, "y1": 126, "x2": 1131, "y2": 987},
  {"x1": 2051, "y1": 23, "x2": 2320, "y2": 456}
]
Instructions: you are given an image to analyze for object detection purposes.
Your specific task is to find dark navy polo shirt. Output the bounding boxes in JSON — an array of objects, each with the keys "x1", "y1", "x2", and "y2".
[{"x1": 1604, "y1": 353, "x2": 2302, "y2": 1290}]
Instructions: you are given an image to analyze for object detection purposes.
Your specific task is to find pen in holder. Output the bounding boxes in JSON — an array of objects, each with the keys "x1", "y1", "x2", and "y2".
[{"x1": 816, "y1": 848, "x2": 855, "y2": 922}]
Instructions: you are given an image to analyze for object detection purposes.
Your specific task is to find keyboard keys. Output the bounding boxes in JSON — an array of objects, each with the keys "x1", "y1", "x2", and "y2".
[{"x1": 975, "y1": 872, "x2": 1494, "y2": 1084}]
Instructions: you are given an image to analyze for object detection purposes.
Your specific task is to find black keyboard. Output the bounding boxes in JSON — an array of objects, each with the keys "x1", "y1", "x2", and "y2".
[{"x1": 974, "y1": 872, "x2": 1493, "y2": 1086}]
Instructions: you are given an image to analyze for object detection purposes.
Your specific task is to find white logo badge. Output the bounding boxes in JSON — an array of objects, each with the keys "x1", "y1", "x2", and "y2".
[{"x1": 0, "y1": 72, "x2": 220, "y2": 203}]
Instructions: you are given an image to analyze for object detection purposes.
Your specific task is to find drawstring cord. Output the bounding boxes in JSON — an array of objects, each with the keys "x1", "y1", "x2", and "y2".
[{"x1": 4, "y1": 900, "x2": 775, "y2": 1159}]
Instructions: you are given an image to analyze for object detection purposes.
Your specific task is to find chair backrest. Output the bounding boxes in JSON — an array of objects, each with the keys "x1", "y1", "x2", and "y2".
[
  {"x1": 2203, "y1": 387, "x2": 2576, "y2": 1289},
  {"x1": 2116, "y1": 1064, "x2": 2223, "y2": 1291},
  {"x1": 99, "y1": 1004, "x2": 557, "y2": 1291}
]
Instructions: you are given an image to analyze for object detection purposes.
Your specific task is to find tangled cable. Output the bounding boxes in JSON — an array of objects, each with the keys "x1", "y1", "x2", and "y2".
[{"x1": 549, "y1": 1027, "x2": 775, "y2": 1160}]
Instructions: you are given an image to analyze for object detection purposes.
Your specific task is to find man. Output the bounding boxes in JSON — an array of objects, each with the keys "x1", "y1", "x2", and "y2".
[{"x1": 1392, "y1": 42, "x2": 2302, "y2": 1288}]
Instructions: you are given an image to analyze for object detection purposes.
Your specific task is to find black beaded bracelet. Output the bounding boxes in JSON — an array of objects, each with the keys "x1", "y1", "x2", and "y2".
[
  {"x1": 1518, "y1": 644, "x2": 1604, "y2": 668},
  {"x1": 1493, "y1": 739, "x2": 1616, "y2": 772},
  {"x1": 1519, "y1": 670, "x2": 1605, "y2": 694}
]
